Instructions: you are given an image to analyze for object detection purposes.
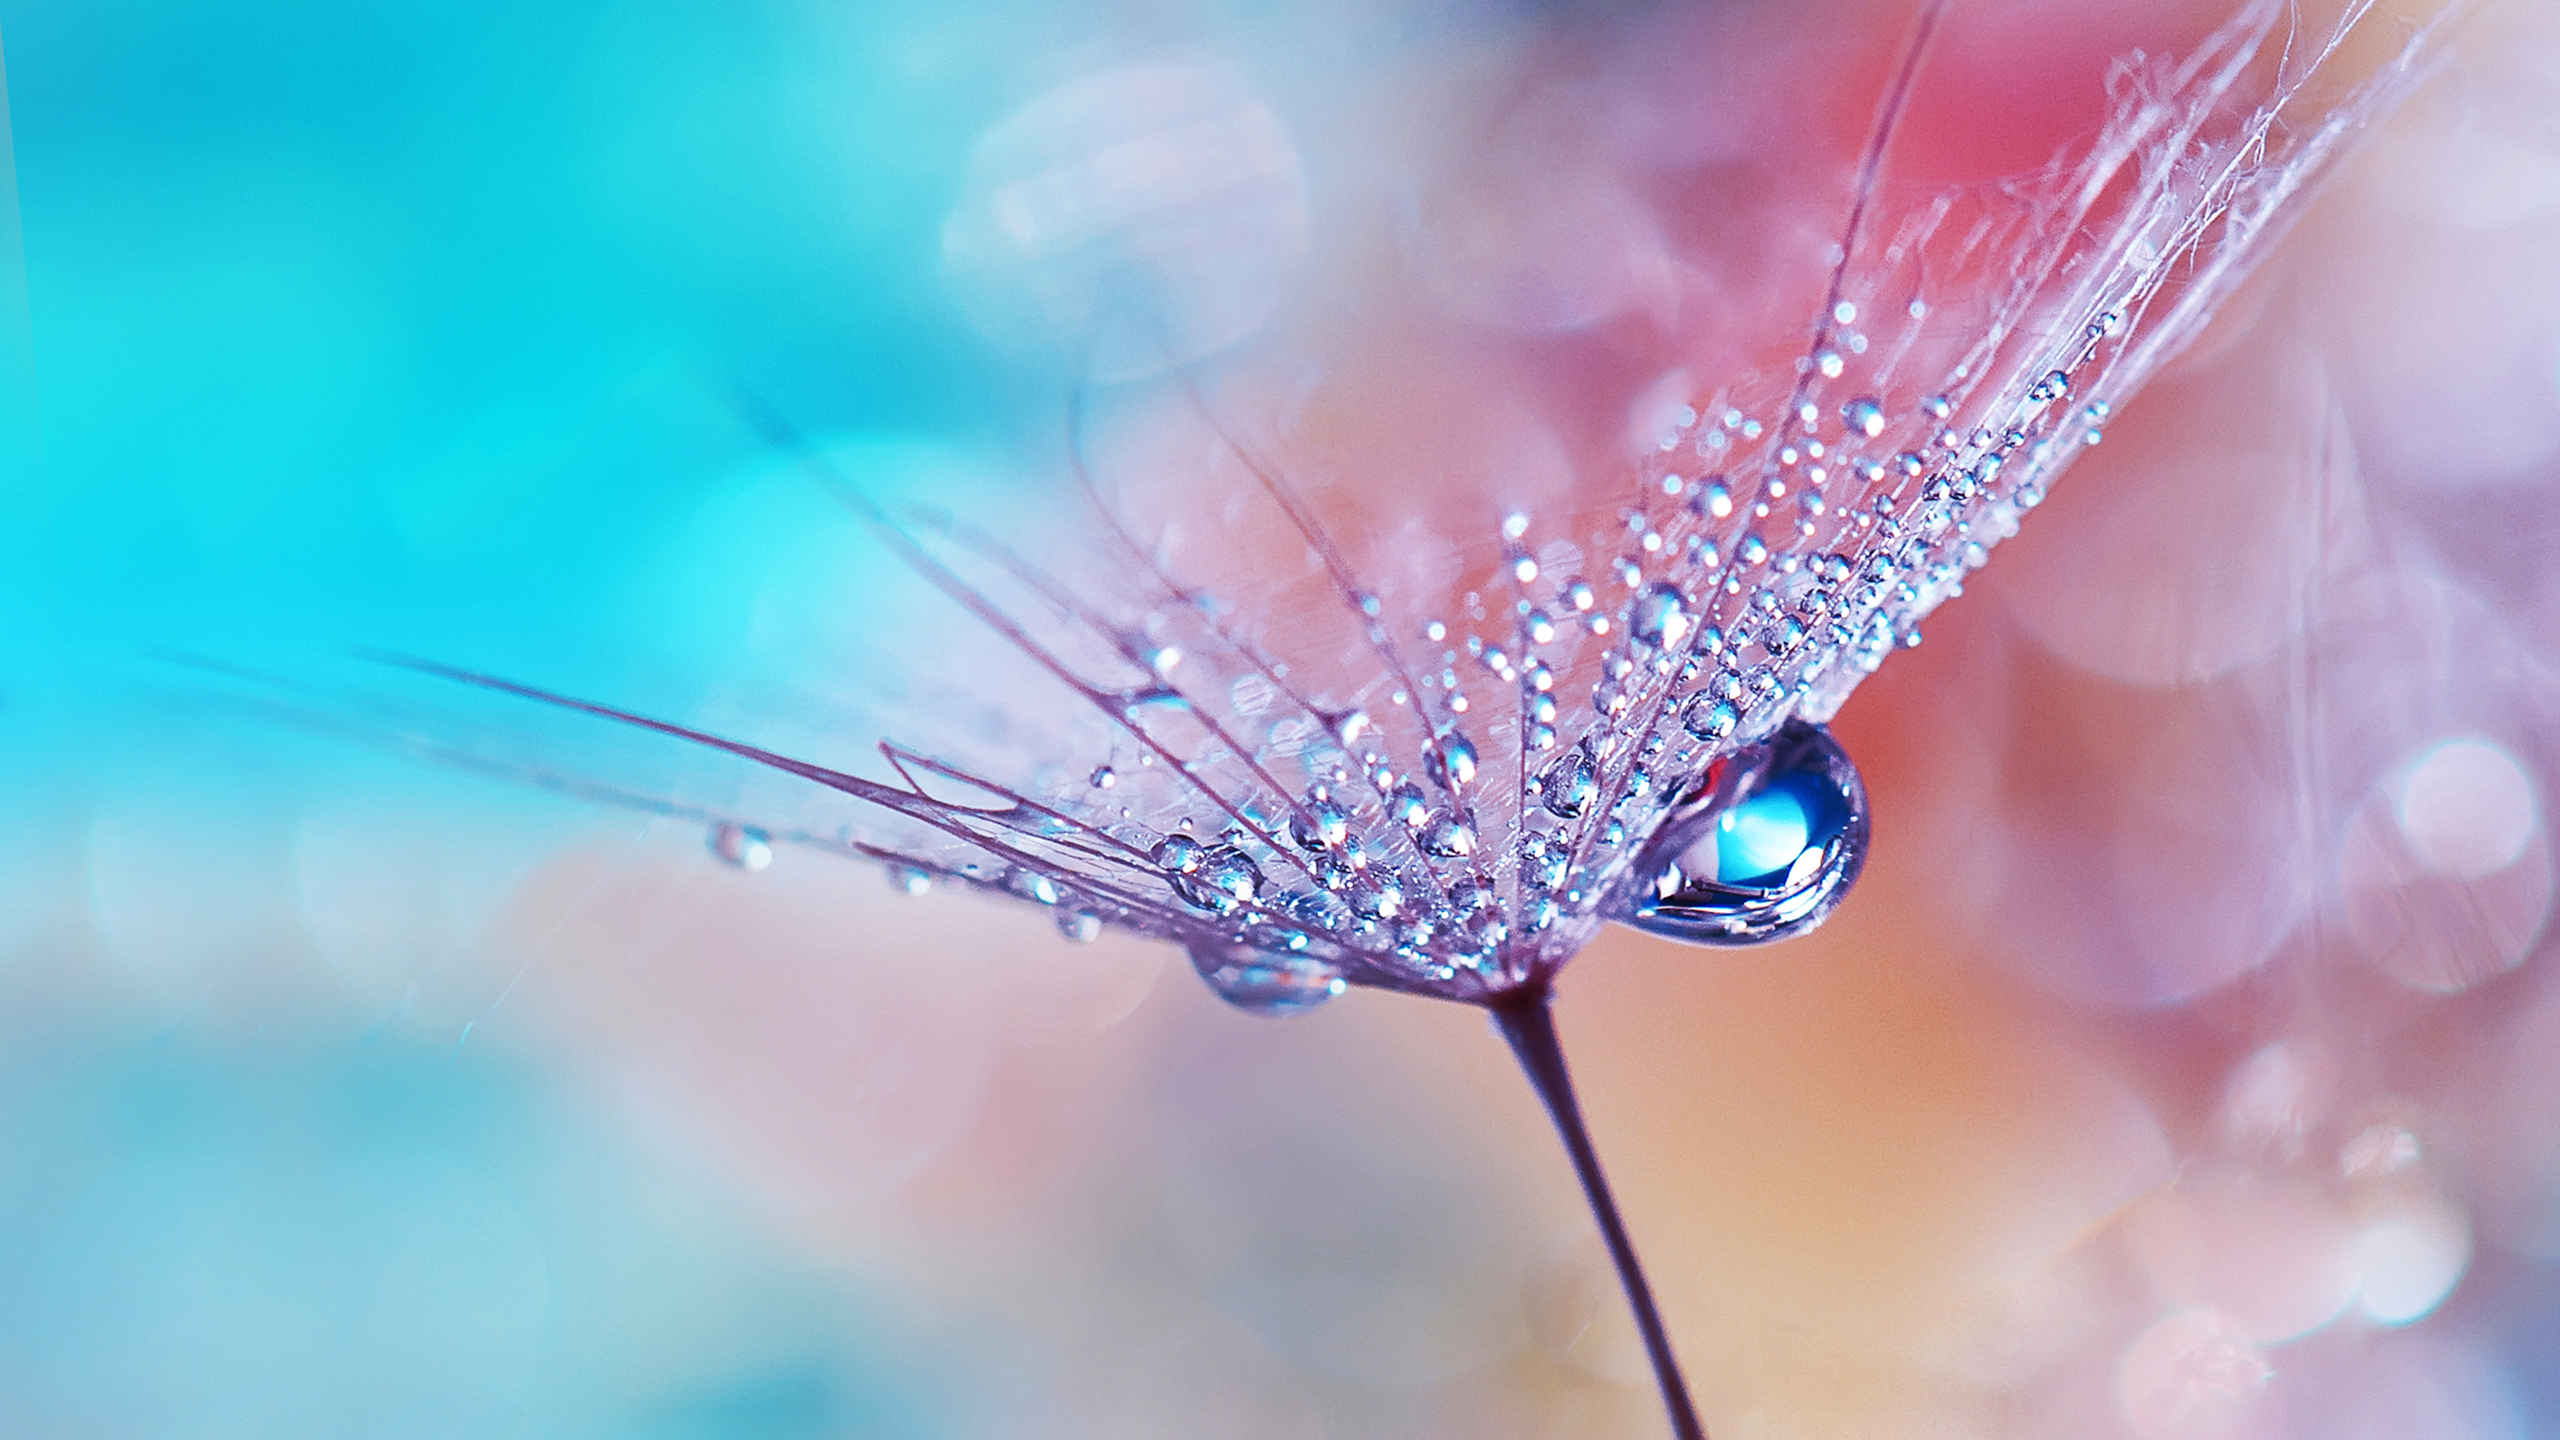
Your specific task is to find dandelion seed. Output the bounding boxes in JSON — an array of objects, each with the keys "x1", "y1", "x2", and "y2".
[{"x1": 378, "y1": 3, "x2": 2461, "y2": 1435}]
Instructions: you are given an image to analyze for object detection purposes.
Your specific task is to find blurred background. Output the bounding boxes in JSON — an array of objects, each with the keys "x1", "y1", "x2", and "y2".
[{"x1": 4, "y1": 0, "x2": 2560, "y2": 1437}]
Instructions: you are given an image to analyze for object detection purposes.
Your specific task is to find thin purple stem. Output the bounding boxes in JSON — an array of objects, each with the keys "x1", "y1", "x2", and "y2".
[{"x1": 1491, "y1": 984, "x2": 1706, "y2": 1440}]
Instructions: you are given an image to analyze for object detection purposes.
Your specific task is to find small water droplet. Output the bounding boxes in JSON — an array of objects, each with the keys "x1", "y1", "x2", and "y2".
[
  {"x1": 1420, "y1": 810, "x2": 1478, "y2": 859},
  {"x1": 1564, "y1": 579, "x2": 1596, "y2": 613},
  {"x1": 1841, "y1": 396, "x2": 1886, "y2": 439},
  {"x1": 1389, "y1": 782, "x2": 1431, "y2": 830},
  {"x1": 1290, "y1": 794, "x2": 1352, "y2": 850},
  {"x1": 1629, "y1": 581, "x2": 1693, "y2": 651},
  {"x1": 1538, "y1": 746, "x2": 1598, "y2": 819},
  {"x1": 709, "y1": 823, "x2": 773, "y2": 872},
  {"x1": 1524, "y1": 610, "x2": 1557, "y2": 646},
  {"x1": 888, "y1": 863, "x2": 932, "y2": 897},
  {"x1": 1427, "y1": 733, "x2": 1480, "y2": 790},
  {"x1": 1088, "y1": 765, "x2": 1117, "y2": 789},
  {"x1": 1170, "y1": 844, "x2": 1265, "y2": 914},
  {"x1": 1682, "y1": 694, "x2": 1740, "y2": 741},
  {"x1": 1057, "y1": 908, "x2": 1103, "y2": 943},
  {"x1": 1325, "y1": 708, "x2": 1371, "y2": 745},
  {"x1": 1152, "y1": 834, "x2": 1204, "y2": 874},
  {"x1": 1812, "y1": 349, "x2": 1845, "y2": 379}
]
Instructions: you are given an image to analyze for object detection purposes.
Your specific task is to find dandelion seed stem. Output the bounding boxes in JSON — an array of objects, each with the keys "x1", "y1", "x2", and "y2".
[{"x1": 1491, "y1": 984, "x2": 1706, "y2": 1440}]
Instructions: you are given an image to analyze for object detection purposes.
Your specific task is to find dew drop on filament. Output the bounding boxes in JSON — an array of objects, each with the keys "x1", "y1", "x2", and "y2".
[
  {"x1": 1187, "y1": 941, "x2": 1345, "y2": 1017},
  {"x1": 1623, "y1": 720, "x2": 1869, "y2": 946},
  {"x1": 708, "y1": 822, "x2": 773, "y2": 872}
]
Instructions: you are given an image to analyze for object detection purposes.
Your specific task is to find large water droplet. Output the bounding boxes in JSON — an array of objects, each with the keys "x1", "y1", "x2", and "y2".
[
  {"x1": 1188, "y1": 941, "x2": 1344, "y2": 1016},
  {"x1": 1622, "y1": 720, "x2": 1868, "y2": 945},
  {"x1": 708, "y1": 823, "x2": 773, "y2": 872}
]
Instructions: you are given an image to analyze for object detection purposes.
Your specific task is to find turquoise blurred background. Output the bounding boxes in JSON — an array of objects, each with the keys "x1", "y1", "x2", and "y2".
[{"x1": 0, "y1": 2, "x2": 1050, "y2": 1434}]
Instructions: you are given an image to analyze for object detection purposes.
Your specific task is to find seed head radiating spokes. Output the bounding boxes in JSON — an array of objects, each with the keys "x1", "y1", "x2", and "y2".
[{"x1": 390, "y1": 0, "x2": 2451, "y2": 1023}]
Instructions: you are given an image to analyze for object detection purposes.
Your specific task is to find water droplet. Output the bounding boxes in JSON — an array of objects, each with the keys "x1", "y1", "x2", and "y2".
[
  {"x1": 1563, "y1": 579, "x2": 1596, "y2": 613},
  {"x1": 1511, "y1": 553, "x2": 1540, "y2": 584},
  {"x1": 1427, "y1": 732, "x2": 1480, "y2": 790},
  {"x1": 1812, "y1": 348, "x2": 1845, "y2": 379},
  {"x1": 1524, "y1": 610, "x2": 1557, "y2": 646},
  {"x1": 1088, "y1": 765, "x2": 1117, "y2": 789},
  {"x1": 1056, "y1": 908, "x2": 1103, "y2": 943},
  {"x1": 1625, "y1": 720, "x2": 1869, "y2": 945},
  {"x1": 888, "y1": 863, "x2": 932, "y2": 897},
  {"x1": 2026, "y1": 369, "x2": 2071, "y2": 404},
  {"x1": 1681, "y1": 694, "x2": 1739, "y2": 741},
  {"x1": 1170, "y1": 844, "x2": 1265, "y2": 914},
  {"x1": 1538, "y1": 747, "x2": 1598, "y2": 819},
  {"x1": 1420, "y1": 810, "x2": 1478, "y2": 858},
  {"x1": 1325, "y1": 708, "x2": 1371, "y2": 745},
  {"x1": 1841, "y1": 396, "x2": 1887, "y2": 439},
  {"x1": 1629, "y1": 581, "x2": 1693, "y2": 651},
  {"x1": 1736, "y1": 533, "x2": 1770, "y2": 567},
  {"x1": 1153, "y1": 833, "x2": 1205, "y2": 874},
  {"x1": 1349, "y1": 871, "x2": 1404, "y2": 921},
  {"x1": 1289, "y1": 794, "x2": 1352, "y2": 850},
  {"x1": 1008, "y1": 868, "x2": 1062, "y2": 906},
  {"x1": 709, "y1": 823, "x2": 773, "y2": 872},
  {"x1": 1502, "y1": 512, "x2": 1530, "y2": 540},
  {"x1": 1388, "y1": 782, "x2": 1431, "y2": 830},
  {"x1": 1188, "y1": 941, "x2": 1344, "y2": 1016},
  {"x1": 1291, "y1": 887, "x2": 1354, "y2": 931},
  {"x1": 1921, "y1": 394, "x2": 1952, "y2": 420}
]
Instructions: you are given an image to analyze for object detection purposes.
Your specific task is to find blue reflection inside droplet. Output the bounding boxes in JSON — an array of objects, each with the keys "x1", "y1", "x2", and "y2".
[{"x1": 1715, "y1": 772, "x2": 1836, "y2": 885}]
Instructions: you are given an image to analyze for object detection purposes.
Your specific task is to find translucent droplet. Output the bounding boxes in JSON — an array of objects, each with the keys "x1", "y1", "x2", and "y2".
[
  {"x1": 1088, "y1": 765, "x2": 1117, "y2": 789},
  {"x1": 1681, "y1": 694, "x2": 1739, "y2": 741},
  {"x1": 1427, "y1": 733, "x2": 1480, "y2": 790},
  {"x1": 1420, "y1": 810, "x2": 1478, "y2": 859},
  {"x1": 888, "y1": 863, "x2": 933, "y2": 897},
  {"x1": 1289, "y1": 794, "x2": 1352, "y2": 850},
  {"x1": 1350, "y1": 873, "x2": 1404, "y2": 921},
  {"x1": 1622, "y1": 720, "x2": 1869, "y2": 945},
  {"x1": 1152, "y1": 834, "x2": 1204, "y2": 874},
  {"x1": 1564, "y1": 579, "x2": 1596, "y2": 613},
  {"x1": 1539, "y1": 747, "x2": 1598, "y2": 819},
  {"x1": 1389, "y1": 782, "x2": 1431, "y2": 829},
  {"x1": 1056, "y1": 908, "x2": 1103, "y2": 943},
  {"x1": 1188, "y1": 940, "x2": 1344, "y2": 1017},
  {"x1": 708, "y1": 823, "x2": 773, "y2": 872},
  {"x1": 1629, "y1": 581, "x2": 1693, "y2": 652},
  {"x1": 1170, "y1": 844, "x2": 1264, "y2": 914},
  {"x1": 1840, "y1": 397, "x2": 1886, "y2": 439},
  {"x1": 1008, "y1": 868, "x2": 1062, "y2": 906},
  {"x1": 1325, "y1": 708, "x2": 1371, "y2": 745},
  {"x1": 1736, "y1": 533, "x2": 1769, "y2": 567},
  {"x1": 1524, "y1": 610, "x2": 1557, "y2": 646}
]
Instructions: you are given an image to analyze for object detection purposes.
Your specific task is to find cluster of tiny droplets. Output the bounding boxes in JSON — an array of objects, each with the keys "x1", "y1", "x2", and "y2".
[{"x1": 704, "y1": 0, "x2": 2451, "y2": 1017}]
